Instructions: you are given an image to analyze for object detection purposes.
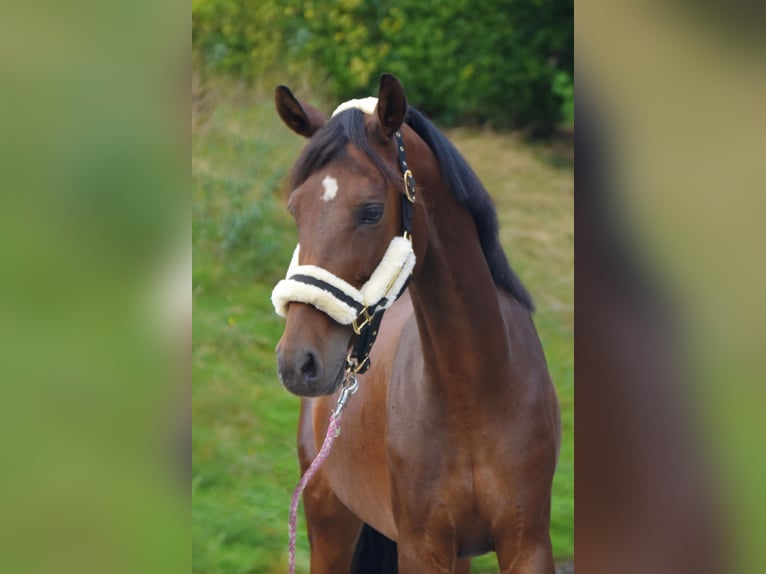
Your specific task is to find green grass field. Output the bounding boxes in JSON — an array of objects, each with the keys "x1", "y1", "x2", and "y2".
[{"x1": 192, "y1": 93, "x2": 573, "y2": 573}]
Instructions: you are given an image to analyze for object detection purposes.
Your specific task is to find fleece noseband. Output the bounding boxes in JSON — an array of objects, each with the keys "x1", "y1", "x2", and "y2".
[
  {"x1": 271, "y1": 236, "x2": 415, "y2": 326},
  {"x1": 272, "y1": 100, "x2": 416, "y2": 374}
]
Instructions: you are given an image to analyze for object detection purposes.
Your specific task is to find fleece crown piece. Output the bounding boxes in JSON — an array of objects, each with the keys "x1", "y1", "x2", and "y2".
[
  {"x1": 331, "y1": 97, "x2": 378, "y2": 118},
  {"x1": 271, "y1": 236, "x2": 415, "y2": 326}
]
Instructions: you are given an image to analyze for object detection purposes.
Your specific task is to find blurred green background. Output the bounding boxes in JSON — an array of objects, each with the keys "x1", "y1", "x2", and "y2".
[
  {"x1": 192, "y1": 0, "x2": 573, "y2": 135},
  {"x1": 192, "y1": 1, "x2": 573, "y2": 572}
]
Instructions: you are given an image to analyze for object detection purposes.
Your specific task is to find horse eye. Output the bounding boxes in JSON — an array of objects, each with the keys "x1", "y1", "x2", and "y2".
[{"x1": 359, "y1": 204, "x2": 384, "y2": 225}]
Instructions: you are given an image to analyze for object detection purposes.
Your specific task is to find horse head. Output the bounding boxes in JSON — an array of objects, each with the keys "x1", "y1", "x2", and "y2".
[{"x1": 273, "y1": 74, "x2": 419, "y2": 397}]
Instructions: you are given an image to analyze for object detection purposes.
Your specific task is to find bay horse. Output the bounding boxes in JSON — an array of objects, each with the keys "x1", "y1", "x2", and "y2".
[{"x1": 272, "y1": 74, "x2": 561, "y2": 573}]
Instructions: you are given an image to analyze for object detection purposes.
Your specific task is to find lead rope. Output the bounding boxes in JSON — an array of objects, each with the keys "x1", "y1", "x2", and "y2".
[
  {"x1": 287, "y1": 413, "x2": 340, "y2": 574},
  {"x1": 287, "y1": 373, "x2": 359, "y2": 574}
]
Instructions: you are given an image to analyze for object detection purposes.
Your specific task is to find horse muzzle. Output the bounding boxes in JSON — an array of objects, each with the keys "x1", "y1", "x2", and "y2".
[
  {"x1": 275, "y1": 303, "x2": 350, "y2": 397},
  {"x1": 276, "y1": 346, "x2": 345, "y2": 397}
]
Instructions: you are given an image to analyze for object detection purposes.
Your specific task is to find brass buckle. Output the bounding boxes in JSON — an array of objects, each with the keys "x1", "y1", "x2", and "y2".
[
  {"x1": 354, "y1": 355, "x2": 370, "y2": 373},
  {"x1": 345, "y1": 352, "x2": 370, "y2": 374},
  {"x1": 351, "y1": 306, "x2": 371, "y2": 335},
  {"x1": 403, "y1": 169, "x2": 416, "y2": 203}
]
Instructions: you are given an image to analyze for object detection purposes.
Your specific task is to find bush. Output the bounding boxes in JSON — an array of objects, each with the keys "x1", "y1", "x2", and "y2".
[
  {"x1": 192, "y1": 0, "x2": 303, "y2": 81},
  {"x1": 192, "y1": 0, "x2": 573, "y2": 134}
]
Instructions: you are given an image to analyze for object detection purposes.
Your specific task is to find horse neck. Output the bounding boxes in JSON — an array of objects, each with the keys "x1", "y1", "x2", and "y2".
[{"x1": 407, "y1": 147, "x2": 518, "y2": 401}]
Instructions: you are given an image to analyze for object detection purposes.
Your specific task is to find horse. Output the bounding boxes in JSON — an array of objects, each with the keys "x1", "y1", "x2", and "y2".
[{"x1": 271, "y1": 73, "x2": 561, "y2": 574}]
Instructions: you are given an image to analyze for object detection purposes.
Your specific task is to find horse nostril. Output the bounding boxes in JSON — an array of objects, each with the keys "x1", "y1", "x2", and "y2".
[{"x1": 300, "y1": 351, "x2": 320, "y2": 382}]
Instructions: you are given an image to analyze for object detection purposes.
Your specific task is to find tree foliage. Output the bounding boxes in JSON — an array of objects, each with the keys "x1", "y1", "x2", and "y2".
[{"x1": 192, "y1": 0, "x2": 573, "y2": 134}]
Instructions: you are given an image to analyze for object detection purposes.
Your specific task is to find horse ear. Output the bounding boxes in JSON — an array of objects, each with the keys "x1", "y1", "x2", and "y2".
[
  {"x1": 375, "y1": 73, "x2": 407, "y2": 139},
  {"x1": 275, "y1": 85, "x2": 326, "y2": 138}
]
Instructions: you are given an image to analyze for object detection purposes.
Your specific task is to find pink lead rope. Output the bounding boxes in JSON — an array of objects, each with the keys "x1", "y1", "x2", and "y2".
[
  {"x1": 287, "y1": 373, "x2": 358, "y2": 574},
  {"x1": 287, "y1": 413, "x2": 342, "y2": 574}
]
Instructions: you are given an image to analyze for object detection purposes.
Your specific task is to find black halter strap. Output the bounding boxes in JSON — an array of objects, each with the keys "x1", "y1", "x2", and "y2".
[
  {"x1": 346, "y1": 129, "x2": 415, "y2": 375},
  {"x1": 396, "y1": 130, "x2": 416, "y2": 236}
]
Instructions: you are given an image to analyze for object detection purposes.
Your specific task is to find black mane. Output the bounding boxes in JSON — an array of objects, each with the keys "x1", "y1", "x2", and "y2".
[{"x1": 289, "y1": 107, "x2": 534, "y2": 310}]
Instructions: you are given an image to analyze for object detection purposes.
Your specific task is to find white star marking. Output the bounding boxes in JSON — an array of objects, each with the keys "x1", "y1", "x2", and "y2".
[{"x1": 321, "y1": 175, "x2": 338, "y2": 202}]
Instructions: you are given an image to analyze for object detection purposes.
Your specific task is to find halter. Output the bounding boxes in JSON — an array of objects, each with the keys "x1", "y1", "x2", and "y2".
[{"x1": 272, "y1": 101, "x2": 416, "y2": 376}]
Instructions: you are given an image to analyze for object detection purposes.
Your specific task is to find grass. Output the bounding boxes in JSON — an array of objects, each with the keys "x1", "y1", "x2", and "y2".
[{"x1": 192, "y1": 93, "x2": 573, "y2": 573}]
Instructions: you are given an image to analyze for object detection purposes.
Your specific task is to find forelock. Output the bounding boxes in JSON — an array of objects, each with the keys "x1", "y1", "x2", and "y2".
[{"x1": 289, "y1": 108, "x2": 398, "y2": 191}]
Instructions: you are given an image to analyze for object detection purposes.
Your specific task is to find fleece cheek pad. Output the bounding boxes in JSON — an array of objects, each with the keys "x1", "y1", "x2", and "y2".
[{"x1": 271, "y1": 236, "x2": 416, "y2": 325}]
